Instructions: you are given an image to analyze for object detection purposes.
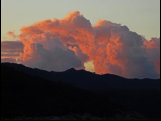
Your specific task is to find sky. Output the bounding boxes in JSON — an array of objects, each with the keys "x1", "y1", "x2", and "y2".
[
  {"x1": 1, "y1": 0, "x2": 160, "y2": 78},
  {"x1": 1, "y1": 0, "x2": 160, "y2": 41}
]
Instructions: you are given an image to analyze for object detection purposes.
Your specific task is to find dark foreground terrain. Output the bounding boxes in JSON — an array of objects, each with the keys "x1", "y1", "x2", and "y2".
[{"x1": 1, "y1": 63, "x2": 160, "y2": 120}]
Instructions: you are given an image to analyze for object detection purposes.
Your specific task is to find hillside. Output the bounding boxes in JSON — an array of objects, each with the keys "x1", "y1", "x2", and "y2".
[{"x1": 1, "y1": 63, "x2": 160, "y2": 120}]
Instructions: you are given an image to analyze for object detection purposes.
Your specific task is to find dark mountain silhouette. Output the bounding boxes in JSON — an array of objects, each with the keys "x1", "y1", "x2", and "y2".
[{"x1": 1, "y1": 63, "x2": 160, "y2": 120}]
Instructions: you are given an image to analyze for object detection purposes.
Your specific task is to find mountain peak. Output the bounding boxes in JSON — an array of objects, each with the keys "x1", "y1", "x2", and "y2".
[{"x1": 65, "y1": 68, "x2": 76, "y2": 72}]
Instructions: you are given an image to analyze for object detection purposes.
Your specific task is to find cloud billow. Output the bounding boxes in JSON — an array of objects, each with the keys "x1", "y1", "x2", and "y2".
[{"x1": 6, "y1": 11, "x2": 159, "y2": 78}]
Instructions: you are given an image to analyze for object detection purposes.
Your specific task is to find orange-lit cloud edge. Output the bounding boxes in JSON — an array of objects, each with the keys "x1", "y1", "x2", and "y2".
[{"x1": 2, "y1": 11, "x2": 160, "y2": 78}]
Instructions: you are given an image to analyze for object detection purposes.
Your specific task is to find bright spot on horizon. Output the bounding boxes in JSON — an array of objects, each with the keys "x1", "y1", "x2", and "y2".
[{"x1": 84, "y1": 61, "x2": 95, "y2": 73}]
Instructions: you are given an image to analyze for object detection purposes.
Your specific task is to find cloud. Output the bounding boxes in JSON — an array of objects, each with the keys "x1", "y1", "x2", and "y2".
[
  {"x1": 92, "y1": 20, "x2": 159, "y2": 78},
  {"x1": 1, "y1": 41, "x2": 23, "y2": 51},
  {"x1": 1, "y1": 41, "x2": 24, "y2": 63},
  {"x1": 144, "y1": 38, "x2": 160, "y2": 75},
  {"x1": 9, "y1": 11, "x2": 160, "y2": 78},
  {"x1": 1, "y1": 58, "x2": 17, "y2": 63},
  {"x1": 7, "y1": 31, "x2": 18, "y2": 39},
  {"x1": 20, "y1": 37, "x2": 82, "y2": 71}
]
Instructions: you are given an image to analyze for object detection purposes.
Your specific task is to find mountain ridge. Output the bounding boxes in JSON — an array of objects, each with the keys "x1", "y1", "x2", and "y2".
[
  {"x1": 1, "y1": 62, "x2": 160, "y2": 90},
  {"x1": 1, "y1": 62, "x2": 160, "y2": 119}
]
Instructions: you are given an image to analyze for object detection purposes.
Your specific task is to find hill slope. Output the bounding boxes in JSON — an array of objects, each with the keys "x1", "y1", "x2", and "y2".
[{"x1": 1, "y1": 63, "x2": 160, "y2": 119}]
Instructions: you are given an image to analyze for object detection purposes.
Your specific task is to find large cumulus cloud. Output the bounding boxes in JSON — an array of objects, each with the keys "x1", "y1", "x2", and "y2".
[
  {"x1": 21, "y1": 37, "x2": 82, "y2": 71},
  {"x1": 92, "y1": 20, "x2": 159, "y2": 78},
  {"x1": 6, "y1": 11, "x2": 160, "y2": 78}
]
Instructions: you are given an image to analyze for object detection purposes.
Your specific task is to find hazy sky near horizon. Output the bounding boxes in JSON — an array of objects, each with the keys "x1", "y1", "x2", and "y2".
[{"x1": 1, "y1": 0, "x2": 160, "y2": 41}]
